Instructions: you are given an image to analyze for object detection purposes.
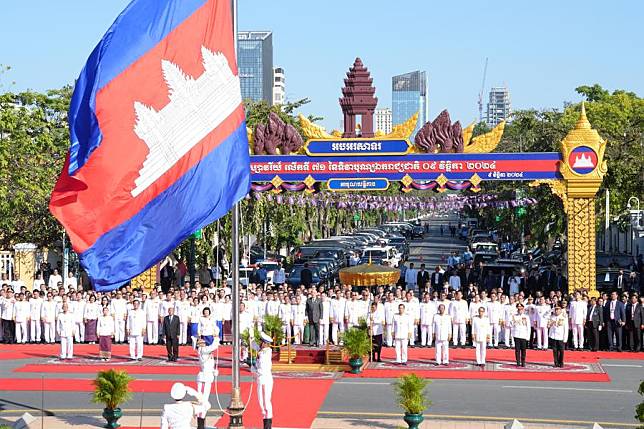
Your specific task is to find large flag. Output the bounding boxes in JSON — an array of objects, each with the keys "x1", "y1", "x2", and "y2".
[{"x1": 50, "y1": 0, "x2": 250, "y2": 291}]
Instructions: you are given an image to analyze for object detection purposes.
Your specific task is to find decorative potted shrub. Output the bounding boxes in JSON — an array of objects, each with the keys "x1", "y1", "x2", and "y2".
[
  {"x1": 262, "y1": 314, "x2": 285, "y2": 350},
  {"x1": 341, "y1": 326, "x2": 371, "y2": 374},
  {"x1": 241, "y1": 327, "x2": 260, "y2": 366},
  {"x1": 394, "y1": 373, "x2": 431, "y2": 429},
  {"x1": 636, "y1": 380, "x2": 643, "y2": 428},
  {"x1": 91, "y1": 369, "x2": 133, "y2": 429}
]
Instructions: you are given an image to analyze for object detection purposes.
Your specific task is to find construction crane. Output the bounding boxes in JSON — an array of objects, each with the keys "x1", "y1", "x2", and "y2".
[{"x1": 478, "y1": 57, "x2": 488, "y2": 123}]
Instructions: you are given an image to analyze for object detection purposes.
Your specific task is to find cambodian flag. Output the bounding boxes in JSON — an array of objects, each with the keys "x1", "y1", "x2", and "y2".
[{"x1": 50, "y1": 0, "x2": 250, "y2": 291}]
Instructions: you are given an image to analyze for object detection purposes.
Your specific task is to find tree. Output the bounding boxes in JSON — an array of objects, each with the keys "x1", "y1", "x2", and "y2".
[{"x1": 0, "y1": 86, "x2": 71, "y2": 249}]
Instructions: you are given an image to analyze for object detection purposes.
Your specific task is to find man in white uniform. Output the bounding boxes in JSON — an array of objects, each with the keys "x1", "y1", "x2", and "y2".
[
  {"x1": 449, "y1": 291, "x2": 468, "y2": 347},
  {"x1": 252, "y1": 332, "x2": 274, "y2": 429},
  {"x1": 57, "y1": 303, "x2": 75, "y2": 359},
  {"x1": 160, "y1": 382, "x2": 209, "y2": 429},
  {"x1": 433, "y1": 304, "x2": 452, "y2": 365},
  {"x1": 127, "y1": 300, "x2": 146, "y2": 360},
  {"x1": 486, "y1": 293, "x2": 503, "y2": 348},
  {"x1": 471, "y1": 306, "x2": 491, "y2": 366},
  {"x1": 14, "y1": 293, "x2": 30, "y2": 344},
  {"x1": 569, "y1": 293, "x2": 587, "y2": 350},
  {"x1": 318, "y1": 293, "x2": 331, "y2": 346},
  {"x1": 278, "y1": 297, "x2": 292, "y2": 344},
  {"x1": 383, "y1": 293, "x2": 397, "y2": 347},
  {"x1": 404, "y1": 263, "x2": 418, "y2": 292},
  {"x1": 291, "y1": 296, "x2": 306, "y2": 345},
  {"x1": 330, "y1": 294, "x2": 345, "y2": 345},
  {"x1": 393, "y1": 303, "x2": 410, "y2": 365},
  {"x1": 29, "y1": 290, "x2": 43, "y2": 343},
  {"x1": 144, "y1": 291, "x2": 161, "y2": 344},
  {"x1": 344, "y1": 292, "x2": 362, "y2": 330},
  {"x1": 41, "y1": 293, "x2": 57, "y2": 343},
  {"x1": 419, "y1": 294, "x2": 436, "y2": 347},
  {"x1": 534, "y1": 296, "x2": 551, "y2": 350},
  {"x1": 503, "y1": 296, "x2": 516, "y2": 348},
  {"x1": 110, "y1": 292, "x2": 128, "y2": 344},
  {"x1": 175, "y1": 293, "x2": 191, "y2": 345}
]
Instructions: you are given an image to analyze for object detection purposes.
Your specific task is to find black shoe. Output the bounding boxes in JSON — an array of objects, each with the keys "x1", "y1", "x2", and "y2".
[{"x1": 197, "y1": 417, "x2": 205, "y2": 429}]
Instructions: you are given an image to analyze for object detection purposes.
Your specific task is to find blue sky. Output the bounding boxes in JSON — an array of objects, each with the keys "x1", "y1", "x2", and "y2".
[{"x1": 1, "y1": 0, "x2": 642, "y2": 130}]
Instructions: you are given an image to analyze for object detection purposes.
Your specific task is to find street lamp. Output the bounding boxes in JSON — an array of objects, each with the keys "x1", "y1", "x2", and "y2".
[{"x1": 626, "y1": 197, "x2": 642, "y2": 256}]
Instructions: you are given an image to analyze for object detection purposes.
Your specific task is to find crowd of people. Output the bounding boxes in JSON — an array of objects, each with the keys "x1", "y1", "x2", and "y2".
[{"x1": 1, "y1": 260, "x2": 642, "y2": 370}]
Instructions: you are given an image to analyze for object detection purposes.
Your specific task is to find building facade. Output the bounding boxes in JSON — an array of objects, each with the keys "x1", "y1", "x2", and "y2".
[
  {"x1": 237, "y1": 31, "x2": 273, "y2": 104},
  {"x1": 272, "y1": 67, "x2": 285, "y2": 105},
  {"x1": 374, "y1": 107, "x2": 392, "y2": 134},
  {"x1": 486, "y1": 86, "x2": 511, "y2": 127},
  {"x1": 392, "y1": 70, "x2": 428, "y2": 139}
]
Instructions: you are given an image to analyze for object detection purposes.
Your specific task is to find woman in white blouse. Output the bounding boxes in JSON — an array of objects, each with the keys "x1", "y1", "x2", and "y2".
[
  {"x1": 83, "y1": 295, "x2": 101, "y2": 344},
  {"x1": 97, "y1": 306, "x2": 115, "y2": 361},
  {"x1": 198, "y1": 307, "x2": 219, "y2": 347}
]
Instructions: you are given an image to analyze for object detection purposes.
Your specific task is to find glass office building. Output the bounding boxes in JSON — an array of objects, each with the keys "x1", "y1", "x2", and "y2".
[
  {"x1": 237, "y1": 31, "x2": 273, "y2": 104},
  {"x1": 392, "y1": 71, "x2": 428, "y2": 139}
]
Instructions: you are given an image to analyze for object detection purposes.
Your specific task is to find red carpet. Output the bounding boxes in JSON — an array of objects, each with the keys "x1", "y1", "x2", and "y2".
[
  {"x1": 0, "y1": 377, "x2": 238, "y2": 393},
  {"x1": 343, "y1": 368, "x2": 609, "y2": 382},
  {"x1": 215, "y1": 379, "x2": 333, "y2": 429},
  {"x1": 14, "y1": 363, "x2": 244, "y2": 376}
]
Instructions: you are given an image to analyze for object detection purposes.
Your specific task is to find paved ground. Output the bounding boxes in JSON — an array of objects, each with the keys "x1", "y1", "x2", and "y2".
[{"x1": 0, "y1": 216, "x2": 642, "y2": 428}]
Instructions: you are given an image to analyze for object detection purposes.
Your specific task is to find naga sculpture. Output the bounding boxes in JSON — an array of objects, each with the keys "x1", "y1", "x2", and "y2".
[{"x1": 252, "y1": 111, "x2": 304, "y2": 155}]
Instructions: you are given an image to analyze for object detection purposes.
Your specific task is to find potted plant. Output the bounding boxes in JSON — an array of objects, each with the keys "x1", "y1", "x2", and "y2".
[
  {"x1": 341, "y1": 327, "x2": 371, "y2": 374},
  {"x1": 636, "y1": 380, "x2": 644, "y2": 428},
  {"x1": 241, "y1": 327, "x2": 260, "y2": 366},
  {"x1": 91, "y1": 369, "x2": 133, "y2": 429},
  {"x1": 262, "y1": 314, "x2": 285, "y2": 350},
  {"x1": 394, "y1": 373, "x2": 431, "y2": 429}
]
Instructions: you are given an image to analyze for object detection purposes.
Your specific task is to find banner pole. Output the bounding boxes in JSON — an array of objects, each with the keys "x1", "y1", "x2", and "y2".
[{"x1": 228, "y1": 1, "x2": 244, "y2": 427}]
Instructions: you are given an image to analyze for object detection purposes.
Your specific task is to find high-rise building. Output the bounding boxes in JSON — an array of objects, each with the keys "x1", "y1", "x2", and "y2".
[
  {"x1": 392, "y1": 70, "x2": 428, "y2": 139},
  {"x1": 486, "y1": 86, "x2": 511, "y2": 127},
  {"x1": 374, "y1": 107, "x2": 392, "y2": 134},
  {"x1": 237, "y1": 31, "x2": 273, "y2": 104},
  {"x1": 272, "y1": 67, "x2": 285, "y2": 105}
]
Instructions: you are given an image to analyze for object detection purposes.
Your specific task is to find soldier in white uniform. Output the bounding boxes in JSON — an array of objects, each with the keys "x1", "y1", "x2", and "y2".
[
  {"x1": 433, "y1": 304, "x2": 452, "y2": 365},
  {"x1": 486, "y1": 293, "x2": 503, "y2": 348},
  {"x1": 534, "y1": 296, "x2": 551, "y2": 350},
  {"x1": 28, "y1": 290, "x2": 43, "y2": 343},
  {"x1": 252, "y1": 332, "x2": 274, "y2": 429},
  {"x1": 419, "y1": 294, "x2": 436, "y2": 347},
  {"x1": 392, "y1": 303, "x2": 410, "y2": 364},
  {"x1": 175, "y1": 294, "x2": 192, "y2": 345},
  {"x1": 196, "y1": 337, "x2": 220, "y2": 400},
  {"x1": 344, "y1": 292, "x2": 362, "y2": 329},
  {"x1": 319, "y1": 293, "x2": 331, "y2": 346},
  {"x1": 41, "y1": 293, "x2": 57, "y2": 343},
  {"x1": 110, "y1": 292, "x2": 128, "y2": 344},
  {"x1": 57, "y1": 303, "x2": 75, "y2": 359},
  {"x1": 160, "y1": 382, "x2": 209, "y2": 429},
  {"x1": 144, "y1": 291, "x2": 161, "y2": 344},
  {"x1": 569, "y1": 293, "x2": 587, "y2": 350},
  {"x1": 510, "y1": 303, "x2": 531, "y2": 367},
  {"x1": 291, "y1": 296, "x2": 306, "y2": 344},
  {"x1": 548, "y1": 305, "x2": 568, "y2": 367},
  {"x1": 127, "y1": 300, "x2": 146, "y2": 360},
  {"x1": 14, "y1": 293, "x2": 30, "y2": 344},
  {"x1": 449, "y1": 291, "x2": 468, "y2": 347},
  {"x1": 471, "y1": 306, "x2": 491, "y2": 366}
]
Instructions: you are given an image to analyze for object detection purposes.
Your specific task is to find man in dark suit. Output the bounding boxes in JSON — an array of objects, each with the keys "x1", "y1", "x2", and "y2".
[
  {"x1": 613, "y1": 269, "x2": 626, "y2": 293},
  {"x1": 586, "y1": 297, "x2": 604, "y2": 352},
  {"x1": 163, "y1": 306, "x2": 181, "y2": 361},
  {"x1": 430, "y1": 266, "x2": 443, "y2": 291},
  {"x1": 625, "y1": 295, "x2": 642, "y2": 351},
  {"x1": 417, "y1": 264, "x2": 430, "y2": 294},
  {"x1": 306, "y1": 289, "x2": 322, "y2": 347},
  {"x1": 300, "y1": 263, "x2": 313, "y2": 288},
  {"x1": 635, "y1": 296, "x2": 644, "y2": 352},
  {"x1": 604, "y1": 291, "x2": 626, "y2": 351}
]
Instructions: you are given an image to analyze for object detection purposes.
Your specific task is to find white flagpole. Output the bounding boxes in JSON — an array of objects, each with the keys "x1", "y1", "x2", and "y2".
[{"x1": 227, "y1": 0, "x2": 244, "y2": 427}]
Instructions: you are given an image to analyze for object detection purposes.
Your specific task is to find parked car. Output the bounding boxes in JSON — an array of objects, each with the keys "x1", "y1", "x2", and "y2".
[{"x1": 286, "y1": 265, "x2": 321, "y2": 288}]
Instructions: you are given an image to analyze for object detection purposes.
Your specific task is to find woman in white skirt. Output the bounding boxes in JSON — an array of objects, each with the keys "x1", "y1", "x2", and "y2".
[{"x1": 195, "y1": 336, "x2": 220, "y2": 400}]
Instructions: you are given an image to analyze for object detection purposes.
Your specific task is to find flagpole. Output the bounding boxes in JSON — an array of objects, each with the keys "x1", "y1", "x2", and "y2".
[{"x1": 228, "y1": 0, "x2": 244, "y2": 427}]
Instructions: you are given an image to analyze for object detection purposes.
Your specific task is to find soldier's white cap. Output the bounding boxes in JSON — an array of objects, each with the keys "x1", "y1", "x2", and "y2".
[
  {"x1": 259, "y1": 332, "x2": 273, "y2": 343},
  {"x1": 170, "y1": 382, "x2": 187, "y2": 400}
]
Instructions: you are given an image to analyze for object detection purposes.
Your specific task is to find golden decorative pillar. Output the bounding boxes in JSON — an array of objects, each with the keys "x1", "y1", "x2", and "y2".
[{"x1": 559, "y1": 103, "x2": 608, "y2": 297}]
